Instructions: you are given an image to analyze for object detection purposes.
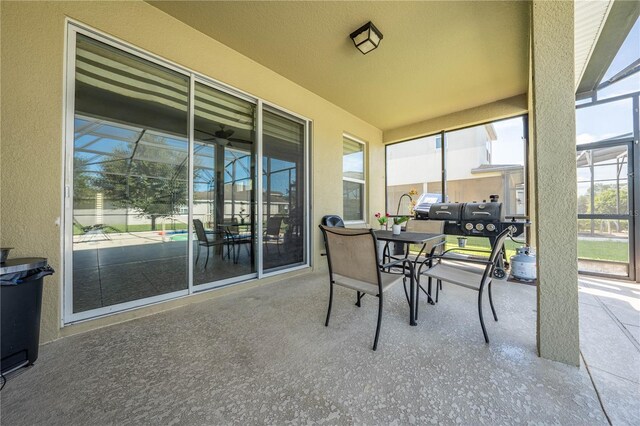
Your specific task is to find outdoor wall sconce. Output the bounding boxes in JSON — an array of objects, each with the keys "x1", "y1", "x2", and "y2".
[{"x1": 350, "y1": 21, "x2": 383, "y2": 55}]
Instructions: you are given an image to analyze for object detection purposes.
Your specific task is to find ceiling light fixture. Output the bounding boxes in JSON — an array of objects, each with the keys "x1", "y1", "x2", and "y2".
[{"x1": 350, "y1": 21, "x2": 383, "y2": 55}]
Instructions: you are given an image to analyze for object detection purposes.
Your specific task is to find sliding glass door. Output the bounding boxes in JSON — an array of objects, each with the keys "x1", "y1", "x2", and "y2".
[
  {"x1": 66, "y1": 26, "x2": 310, "y2": 322},
  {"x1": 71, "y1": 34, "x2": 190, "y2": 314},
  {"x1": 262, "y1": 110, "x2": 307, "y2": 272},
  {"x1": 192, "y1": 83, "x2": 256, "y2": 286}
]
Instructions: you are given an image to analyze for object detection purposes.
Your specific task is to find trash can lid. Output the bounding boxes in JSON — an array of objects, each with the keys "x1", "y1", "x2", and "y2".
[{"x1": 0, "y1": 258, "x2": 47, "y2": 275}]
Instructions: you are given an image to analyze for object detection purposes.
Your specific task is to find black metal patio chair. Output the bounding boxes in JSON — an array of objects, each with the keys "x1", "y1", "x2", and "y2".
[
  {"x1": 417, "y1": 228, "x2": 512, "y2": 343},
  {"x1": 193, "y1": 219, "x2": 227, "y2": 268},
  {"x1": 319, "y1": 225, "x2": 415, "y2": 351}
]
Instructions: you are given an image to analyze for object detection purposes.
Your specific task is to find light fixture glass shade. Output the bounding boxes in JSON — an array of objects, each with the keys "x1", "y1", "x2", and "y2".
[{"x1": 350, "y1": 21, "x2": 383, "y2": 55}]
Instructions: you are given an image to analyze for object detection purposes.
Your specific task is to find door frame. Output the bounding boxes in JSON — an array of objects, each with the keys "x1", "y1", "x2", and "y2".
[{"x1": 576, "y1": 138, "x2": 636, "y2": 281}]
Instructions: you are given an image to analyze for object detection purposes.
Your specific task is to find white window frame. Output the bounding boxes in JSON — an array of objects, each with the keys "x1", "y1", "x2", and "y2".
[{"x1": 342, "y1": 134, "x2": 367, "y2": 224}]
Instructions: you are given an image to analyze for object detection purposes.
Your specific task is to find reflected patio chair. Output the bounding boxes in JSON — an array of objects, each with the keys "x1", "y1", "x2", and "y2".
[
  {"x1": 73, "y1": 218, "x2": 120, "y2": 242},
  {"x1": 319, "y1": 225, "x2": 415, "y2": 351},
  {"x1": 263, "y1": 216, "x2": 283, "y2": 254},
  {"x1": 193, "y1": 219, "x2": 226, "y2": 268},
  {"x1": 224, "y1": 219, "x2": 252, "y2": 264},
  {"x1": 418, "y1": 228, "x2": 512, "y2": 343}
]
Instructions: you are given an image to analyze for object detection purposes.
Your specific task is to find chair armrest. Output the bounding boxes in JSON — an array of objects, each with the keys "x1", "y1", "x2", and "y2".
[
  {"x1": 429, "y1": 240, "x2": 447, "y2": 256},
  {"x1": 429, "y1": 254, "x2": 493, "y2": 266},
  {"x1": 442, "y1": 247, "x2": 491, "y2": 256}
]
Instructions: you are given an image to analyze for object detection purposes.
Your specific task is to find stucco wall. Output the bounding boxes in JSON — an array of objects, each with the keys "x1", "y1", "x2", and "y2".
[
  {"x1": 531, "y1": 0, "x2": 579, "y2": 366},
  {"x1": 0, "y1": 0, "x2": 383, "y2": 343},
  {"x1": 383, "y1": 94, "x2": 528, "y2": 144}
]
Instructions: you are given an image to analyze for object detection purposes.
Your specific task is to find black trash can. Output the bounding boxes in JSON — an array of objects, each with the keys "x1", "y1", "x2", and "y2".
[{"x1": 1, "y1": 258, "x2": 54, "y2": 375}]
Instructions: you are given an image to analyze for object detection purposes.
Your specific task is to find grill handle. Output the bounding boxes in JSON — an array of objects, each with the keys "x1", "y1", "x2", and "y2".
[
  {"x1": 435, "y1": 211, "x2": 452, "y2": 215},
  {"x1": 471, "y1": 211, "x2": 491, "y2": 216}
]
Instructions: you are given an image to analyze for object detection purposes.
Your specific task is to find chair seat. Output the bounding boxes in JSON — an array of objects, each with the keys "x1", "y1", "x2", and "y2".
[
  {"x1": 333, "y1": 272, "x2": 404, "y2": 296},
  {"x1": 420, "y1": 263, "x2": 489, "y2": 291}
]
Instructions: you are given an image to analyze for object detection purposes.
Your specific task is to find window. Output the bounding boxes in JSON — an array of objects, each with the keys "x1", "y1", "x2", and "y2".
[
  {"x1": 445, "y1": 117, "x2": 526, "y2": 216},
  {"x1": 343, "y1": 136, "x2": 366, "y2": 222},
  {"x1": 386, "y1": 116, "x2": 527, "y2": 218},
  {"x1": 386, "y1": 134, "x2": 442, "y2": 216}
]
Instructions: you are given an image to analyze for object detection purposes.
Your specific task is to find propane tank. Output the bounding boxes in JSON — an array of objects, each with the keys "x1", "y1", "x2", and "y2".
[{"x1": 510, "y1": 247, "x2": 537, "y2": 281}]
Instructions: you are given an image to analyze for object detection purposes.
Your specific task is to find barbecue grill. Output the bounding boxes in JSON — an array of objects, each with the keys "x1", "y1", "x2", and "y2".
[{"x1": 421, "y1": 200, "x2": 529, "y2": 278}]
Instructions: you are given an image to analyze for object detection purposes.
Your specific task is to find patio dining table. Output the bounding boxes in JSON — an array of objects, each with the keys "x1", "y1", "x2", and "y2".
[{"x1": 374, "y1": 230, "x2": 445, "y2": 325}]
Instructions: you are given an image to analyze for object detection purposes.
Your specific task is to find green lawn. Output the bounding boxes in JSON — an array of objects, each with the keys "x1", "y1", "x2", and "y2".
[
  {"x1": 409, "y1": 235, "x2": 629, "y2": 263},
  {"x1": 577, "y1": 239, "x2": 628, "y2": 262},
  {"x1": 73, "y1": 223, "x2": 188, "y2": 235}
]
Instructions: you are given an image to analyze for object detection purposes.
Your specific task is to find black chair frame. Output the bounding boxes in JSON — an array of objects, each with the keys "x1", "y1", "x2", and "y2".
[{"x1": 320, "y1": 225, "x2": 415, "y2": 351}]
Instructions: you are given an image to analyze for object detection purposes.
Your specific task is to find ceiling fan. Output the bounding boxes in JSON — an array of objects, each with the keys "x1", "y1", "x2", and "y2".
[{"x1": 197, "y1": 125, "x2": 252, "y2": 148}]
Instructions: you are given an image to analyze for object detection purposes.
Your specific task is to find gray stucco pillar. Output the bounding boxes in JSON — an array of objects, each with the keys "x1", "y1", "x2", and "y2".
[{"x1": 531, "y1": 0, "x2": 580, "y2": 366}]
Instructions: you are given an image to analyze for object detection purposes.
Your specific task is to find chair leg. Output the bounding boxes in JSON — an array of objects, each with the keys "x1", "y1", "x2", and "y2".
[
  {"x1": 478, "y1": 287, "x2": 489, "y2": 343},
  {"x1": 436, "y1": 279, "x2": 441, "y2": 303},
  {"x1": 373, "y1": 294, "x2": 383, "y2": 351},
  {"x1": 415, "y1": 280, "x2": 420, "y2": 322},
  {"x1": 488, "y1": 281, "x2": 498, "y2": 321},
  {"x1": 355, "y1": 291, "x2": 364, "y2": 307},
  {"x1": 196, "y1": 244, "x2": 200, "y2": 265},
  {"x1": 205, "y1": 246, "x2": 210, "y2": 269},
  {"x1": 325, "y1": 284, "x2": 334, "y2": 326}
]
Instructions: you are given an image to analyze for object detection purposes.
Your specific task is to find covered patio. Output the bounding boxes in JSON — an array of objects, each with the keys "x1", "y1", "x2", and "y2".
[
  {"x1": 1, "y1": 273, "x2": 638, "y2": 424},
  {"x1": 2, "y1": 0, "x2": 640, "y2": 424}
]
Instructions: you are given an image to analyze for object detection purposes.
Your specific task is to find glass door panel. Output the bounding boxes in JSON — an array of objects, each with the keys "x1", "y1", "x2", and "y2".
[
  {"x1": 576, "y1": 143, "x2": 633, "y2": 277},
  {"x1": 72, "y1": 35, "x2": 189, "y2": 313},
  {"x1": 262, "y1": 110, "x2": 306, "y2": 271},
  {"x1": 192, "y1": 83, "x2": 256, "y2": 285},
  {"x1": 386, "y1": 135, "x2": 443, "y2": 215}
]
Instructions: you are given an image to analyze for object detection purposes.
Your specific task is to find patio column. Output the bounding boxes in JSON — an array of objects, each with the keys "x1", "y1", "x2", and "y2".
[{"x1": 530, "y1": 0, "x2": 579, "y2": 366}]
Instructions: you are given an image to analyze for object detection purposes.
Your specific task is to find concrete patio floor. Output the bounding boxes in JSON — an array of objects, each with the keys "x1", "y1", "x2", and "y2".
[{"x1": 0, "y1": 272, "x2": 638, "y2": 424}]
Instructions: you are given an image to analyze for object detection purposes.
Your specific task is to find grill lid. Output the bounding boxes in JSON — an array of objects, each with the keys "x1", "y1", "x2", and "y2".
[
  {"x1": 428, "y1": 203, "x2": 464, "y2": 221},
  {"x1": 462, "y1": 202, "x2": 504, "y2": 222}
]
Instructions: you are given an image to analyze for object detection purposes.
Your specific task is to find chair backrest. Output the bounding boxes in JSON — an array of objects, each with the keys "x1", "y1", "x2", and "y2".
[
  {"x1": 265, "y1": 216, "x2": 283, "y2": 236},
  {"x1": 193, "y1": 219, "x2": 208, "y2": 243},
  {"x1": 321, "y1": 215, "x2": 345, "y2": 228},
  {"x1": 406, "y1": 219, "x2": 444, "y2": 234},
  {"x1": 406, "y1": 219, "x2": 446, "y2": 257},
  {"x1": 319, "y1": 225, "x2": 380, "y2": 287}
]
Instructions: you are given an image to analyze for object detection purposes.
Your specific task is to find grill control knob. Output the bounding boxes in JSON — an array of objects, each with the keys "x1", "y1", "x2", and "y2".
[
  {"x1": 465, "y1": 223, "x2": 474, "y2": 231},
  {"x1": 475, "y1": 223, "x2": 485, "y2": 231},
  {"x1": 486, "y1": 223, "x2": 496, "y2": 232}
]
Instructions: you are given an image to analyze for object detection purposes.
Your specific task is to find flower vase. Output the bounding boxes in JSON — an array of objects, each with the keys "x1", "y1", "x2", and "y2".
[{"x1": 392, "y1": 224, "x2": 401, "y2": 235}]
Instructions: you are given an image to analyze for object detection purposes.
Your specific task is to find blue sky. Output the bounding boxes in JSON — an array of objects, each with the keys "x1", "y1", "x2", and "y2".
[{"x1": 576, "y1": 16, "x2": 639, "y2": 145}]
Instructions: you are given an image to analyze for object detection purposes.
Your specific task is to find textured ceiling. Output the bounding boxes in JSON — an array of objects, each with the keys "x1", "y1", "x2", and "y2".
[{"x1": 148, "y1": 1, "x2": 530, "y2": 131}]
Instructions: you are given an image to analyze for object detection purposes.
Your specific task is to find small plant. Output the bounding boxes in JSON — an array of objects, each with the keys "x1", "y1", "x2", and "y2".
[
  {"x1": 393, "y1": 216, "x2": 409, "y2": 225},
  {"x1": 374, "y1": 212, "x2": 390, "y2": 226}
]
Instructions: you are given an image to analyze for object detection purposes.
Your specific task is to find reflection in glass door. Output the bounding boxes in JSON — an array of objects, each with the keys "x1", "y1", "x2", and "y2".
[
  {"x1": 71, "y1": 34, "x2": 189, "y2": 315},
  {"x1": 577, "y1": 142, "x2": 633, "y2": 278},
  {"x1": 193, "y1": 83, "x2": 256, "y2": 286},
  {"x1": 262, "y1": 110, "x2": 306, "y2": 272}
]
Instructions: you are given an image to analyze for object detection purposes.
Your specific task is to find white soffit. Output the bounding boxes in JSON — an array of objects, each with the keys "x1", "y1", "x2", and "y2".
[{"x1": 574, "y1": 0, "x2": 613, "y2": 89}]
